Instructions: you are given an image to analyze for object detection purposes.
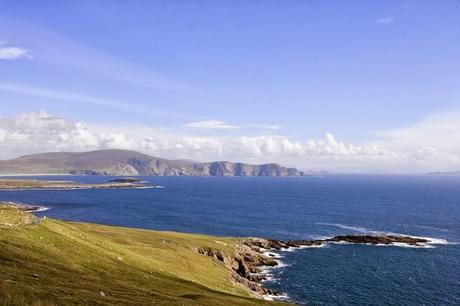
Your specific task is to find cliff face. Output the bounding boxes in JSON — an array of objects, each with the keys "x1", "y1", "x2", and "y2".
[
  {"x1": 193, "y1": 161, "x2": 303, "y2": 176},
  {"x1": 0, "y1": 149, "x2": 306, "y2": 177}
]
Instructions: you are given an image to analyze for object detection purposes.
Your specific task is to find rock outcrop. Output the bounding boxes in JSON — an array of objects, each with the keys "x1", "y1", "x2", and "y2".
[
  {"x1": 192, "y1": 243, "x2": 280, "y2": 298},
  {"x1": 193, "y1": 234, "x2": 430, "y2": 299}
]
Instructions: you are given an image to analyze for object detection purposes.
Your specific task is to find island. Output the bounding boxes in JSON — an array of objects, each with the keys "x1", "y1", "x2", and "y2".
[
  {"x1": 0, "y1": 202, "x2": 431, "y2": 305},
  {"x1": 0, "y1": 178, "x2": 152, "y2": 190}
]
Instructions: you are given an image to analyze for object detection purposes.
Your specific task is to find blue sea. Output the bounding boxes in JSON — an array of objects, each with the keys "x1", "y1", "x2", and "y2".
[{"x1": 1, "y1": 175, "x2": 459, "y2": 305}]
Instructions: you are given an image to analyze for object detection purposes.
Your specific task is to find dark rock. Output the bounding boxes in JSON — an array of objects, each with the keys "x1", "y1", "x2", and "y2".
[
  {"x1": 325, "y1": 235, "x2": 428, "y2": 246},
  {"x1": 108, "y1": 178, "x2": 141, "y2": 183}
]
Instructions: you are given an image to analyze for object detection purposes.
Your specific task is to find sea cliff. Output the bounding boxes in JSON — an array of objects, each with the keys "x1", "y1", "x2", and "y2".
[{"x1": 0, "y1": 149, "x2": 309, "y2": 177}]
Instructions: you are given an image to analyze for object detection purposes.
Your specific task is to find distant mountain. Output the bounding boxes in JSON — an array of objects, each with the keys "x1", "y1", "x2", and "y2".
[
  {"x1": 427, "y1": 171, "x2": 460, "y2": 175},
  {"x1": 0, "y1": 149, "x2": 308, "y2": 177}
]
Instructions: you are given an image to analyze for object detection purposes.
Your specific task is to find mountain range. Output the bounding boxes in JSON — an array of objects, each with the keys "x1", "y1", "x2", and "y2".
[
  {"x1": 0, "y1": 149, "x2": 310, "y2": 176},
  {"x1": 427, "y1": 171, "x2": 460, "y2": 175}
]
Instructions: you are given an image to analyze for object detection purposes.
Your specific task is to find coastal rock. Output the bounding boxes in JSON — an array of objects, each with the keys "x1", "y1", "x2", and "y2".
[
  {"x1": 324, "y1": 235, "x2": 428, "y2": 246},
  {"x1": 192, "y1": 242, "x2": 282, "y2": 298},
  {"x1": 108, "y1": 178, "x2": 142, "y2": 183},
  {"x1": 193, "y1": 234, "x2": 431, "y2": 299}
]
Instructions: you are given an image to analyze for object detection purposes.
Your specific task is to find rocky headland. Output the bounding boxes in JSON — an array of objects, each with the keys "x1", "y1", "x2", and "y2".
[
  {"x1": 0, "y1": 149, "x2": 311, "y2": 177},
  {"x1": 0, "y1": 200, "x2": 432, "y2": 302},
  {"x1": 194, "y1": 235, "x2": 430, "y2": 298}
]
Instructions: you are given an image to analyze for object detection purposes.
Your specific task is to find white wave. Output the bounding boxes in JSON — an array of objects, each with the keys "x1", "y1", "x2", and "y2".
[
  {"x1": 328, "y1": 240, "x2": 435, "y2": 249},
  {"x1": 263, "y1": 251, "x2": 283, "y2": 259},
  {"x1": 407, "y1": 235, "x2": 457, "y2": 246},
  {"x1": 328, "y1": 241, "x2": 352, "y2": 245},
  {"x1": 263, "y1": 295, "x2": 275, "y2": 301},
  {"x1": 388, "y1": 242, "x2": 434, "y2": 249},
  {"x1": 274, "y1": 260, "x2": 290, "y2": 269},
  {"x1": 155, "y1": 185, "x2": 165, "y2": 189},
  {"x1": 316, "y1": 223, "x2": 456, "y2": 247},
  {"x1": 414, "y1": 225, "x2": 451, "y2": 232},
  {"x1": 258, "y1": 266, "x2": 272, "y2": 273},
  {"x1": 298, "y1": 243, "x2": 327, "y2": 249},
  {"x1": 258, "y1": 259, "x2": 290, "y2": 278},
  {"x1": 261, "y1": 275, "x2": 278, "y2": 283},
  {"x1": 317, "y1": 222, "x2": 370, "y2": 233},
  {"x1": 2, "y1": 202, "x2": 50, "y2": 212},
  {"x1": 280, "y1": 246, "x2": 296, "y2": 252},
  {"x1": 372, "y1": 233, "x2": 457, "y2": 246},
  {"x1": 34, "y1": 206, "x2": 50, "y2": 212},
  {"x1": 263, "y1": 293, "x2": 290, "y2": 301},
  {"x1": 132, "y1": 186, "x2": 156, "y2": 189}
]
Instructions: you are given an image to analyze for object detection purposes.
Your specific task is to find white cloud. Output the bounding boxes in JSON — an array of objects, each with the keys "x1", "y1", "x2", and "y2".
[
  {"x1": 265, "y1": 125, "x2": 284, "y2": 130},
  {"x1": 0, "y1": 83, "x2": 194, "y2": 120},
  {"x1": 184, "y1": 120, "x2": 239, "y2": 130},
  {"x1": 250, "y1": 124, "x2": 284, "y2": 131},
  {"x1": 0, "y1": 41, "x2": 32, "y2": 60},
  {"x1": 377, "y1": 17, "x2": 395, "y2": 25},
  {"x1": 0, "y1": 111, "x2": 459, "y2": 173},
  {"x1": 376, "y1": 111, "x2": 460, "y2": 152}
]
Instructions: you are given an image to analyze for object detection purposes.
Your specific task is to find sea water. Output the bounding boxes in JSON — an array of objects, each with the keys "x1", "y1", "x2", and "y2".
[{"x1": 1, "y1": 175, "x2": 459, "y2": 305}]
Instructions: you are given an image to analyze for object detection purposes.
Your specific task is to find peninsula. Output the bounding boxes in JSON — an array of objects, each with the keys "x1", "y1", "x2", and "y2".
[
  {"x1": 0, "y1": 178, "x2": 151, "y2": 190},
  {"x1": 0, "y1": 149, "x2": 309, "y2": 177},
  {"x1": 0, "y1": 202, "x2": 431, "y2": 305}
]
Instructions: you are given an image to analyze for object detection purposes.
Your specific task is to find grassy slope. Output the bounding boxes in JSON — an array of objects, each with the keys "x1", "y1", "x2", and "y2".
[
  {"x1": 0, "y1": 205, "x2": 279, "y2": 305},
  {"x1": 0, "y1": 179, "x2": 138, "y2": 190}
]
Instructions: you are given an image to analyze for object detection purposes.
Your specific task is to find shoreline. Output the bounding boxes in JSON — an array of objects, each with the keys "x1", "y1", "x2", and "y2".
[
  {"x1": 0, "y1": 203, "x2": 275, "y2": 305},
  {"x1": 192, "y1": 234, "x2": 443, "y2": 301},
  {"x1": 0, "y1": 178, "x2": 154, "y2": 190},
  {"x1": 0, "y1": 201, "x2": 49, "y2": 212},
  {"x1": 1, "y1": 200, "x2": 452, "y2": 303}
]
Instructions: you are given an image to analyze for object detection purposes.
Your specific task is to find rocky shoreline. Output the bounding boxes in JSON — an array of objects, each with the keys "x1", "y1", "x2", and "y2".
[
  {"x1": 195, "y1": 234, "x2": 430, "y2": 299},
  {"x1": 0, "y1": 201, "x2": 47, "y2": 211},
  {"x1": 0, "y1": 197, "x2": 434, "y2": 302}
]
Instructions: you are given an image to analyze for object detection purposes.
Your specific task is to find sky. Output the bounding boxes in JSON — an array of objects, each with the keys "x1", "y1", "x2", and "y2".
[{"x1": 0, "y1": 0, "x2": 460, "y2": 173}]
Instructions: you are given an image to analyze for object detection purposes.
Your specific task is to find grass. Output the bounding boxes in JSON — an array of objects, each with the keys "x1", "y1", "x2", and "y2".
[
  {"x1": 0, "y1": 205, "x2": 281, "y2": 305},
  {"x1": 0, "y1": 179, "x2": 139, "y2": 190}
]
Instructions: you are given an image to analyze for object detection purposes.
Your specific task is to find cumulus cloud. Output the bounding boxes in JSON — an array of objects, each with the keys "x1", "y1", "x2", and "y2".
[
  {"x1": 0, "y1": 41, "x2": 32, "y2": 60},
  {"x1": 184, "y1": 120, "x2": 239, "y2": 130},
  {"x1": 0, "y1": 111, "x2": 459, "y2": 173},
  {"x1": 377, "y1": 17, "x2": 395, "y2": 25}
]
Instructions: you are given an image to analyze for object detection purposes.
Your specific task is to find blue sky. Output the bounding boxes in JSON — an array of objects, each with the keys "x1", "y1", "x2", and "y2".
[{"x1": 0, "y1": 1, "x2": 459, "y2": 172}]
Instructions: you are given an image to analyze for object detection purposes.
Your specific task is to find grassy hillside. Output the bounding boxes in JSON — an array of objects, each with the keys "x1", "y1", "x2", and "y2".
[{"x1": 0, "y1": 205, "x2": 279, "y2": 305}]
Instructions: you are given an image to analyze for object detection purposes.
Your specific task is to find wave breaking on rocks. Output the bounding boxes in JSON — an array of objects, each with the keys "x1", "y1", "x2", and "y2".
[{"x1": 194, "y1": 233, "x2": 441, "y2": 300}]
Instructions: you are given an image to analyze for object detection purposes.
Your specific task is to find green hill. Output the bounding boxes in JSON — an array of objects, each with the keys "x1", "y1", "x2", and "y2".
[{"x1": 0, "y1": 204, "x2": 280, "y2": 305}]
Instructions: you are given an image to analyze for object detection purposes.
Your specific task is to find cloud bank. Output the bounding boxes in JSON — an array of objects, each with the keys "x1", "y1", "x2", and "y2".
[{"x1": 1, "y1": 111, "x2": 459, "y2": 173}]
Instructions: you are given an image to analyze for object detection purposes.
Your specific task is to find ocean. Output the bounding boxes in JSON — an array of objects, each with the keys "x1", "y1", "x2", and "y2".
[{"x1": 1, "y1": 175, "x2": 459, "y2": 305}]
